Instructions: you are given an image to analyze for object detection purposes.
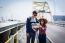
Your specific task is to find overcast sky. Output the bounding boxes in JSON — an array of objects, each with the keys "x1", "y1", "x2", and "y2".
[{"x1": 0, "y1": 0, "x2": 65, "y2": 22}]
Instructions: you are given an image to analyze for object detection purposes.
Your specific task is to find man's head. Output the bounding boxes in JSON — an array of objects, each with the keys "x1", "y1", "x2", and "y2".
[{"x1": 32, "y1": 11, "x2": 37, "y2": 17}]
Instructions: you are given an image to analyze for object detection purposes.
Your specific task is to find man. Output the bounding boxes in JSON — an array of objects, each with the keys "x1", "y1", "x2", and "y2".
[{"x1": 26, "y1": 11, "x2": 39, "y2": 43}]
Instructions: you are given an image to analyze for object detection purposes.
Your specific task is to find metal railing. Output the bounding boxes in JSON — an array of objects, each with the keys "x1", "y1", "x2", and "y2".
[{"x1": 0, "y1": 23, "x2": 25, "y2": 43}]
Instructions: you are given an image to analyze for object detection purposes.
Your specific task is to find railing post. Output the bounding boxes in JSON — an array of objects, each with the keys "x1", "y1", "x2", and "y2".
[{"x1": 0, "y1": 30, "x2": 10, "y2": 43}]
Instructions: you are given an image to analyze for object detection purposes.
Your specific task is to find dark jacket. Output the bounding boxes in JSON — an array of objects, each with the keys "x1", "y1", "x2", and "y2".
[{"x1": 26, "y1": 17, "x2": 39, "y2": 33}]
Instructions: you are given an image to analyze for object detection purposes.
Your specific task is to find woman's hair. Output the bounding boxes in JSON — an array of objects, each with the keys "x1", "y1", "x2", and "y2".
[{"x1": 39, "y1": 18, "x2": 47, "y2": 27}]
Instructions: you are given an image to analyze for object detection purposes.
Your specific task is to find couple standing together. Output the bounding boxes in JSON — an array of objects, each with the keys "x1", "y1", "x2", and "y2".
[{"x1": 26, "y1": 11, "x2": 47, "y2": 43}]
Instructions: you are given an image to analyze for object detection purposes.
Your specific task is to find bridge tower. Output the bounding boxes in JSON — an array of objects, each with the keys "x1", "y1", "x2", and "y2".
[{"x1": 33, "y1": 0, "x2": 54, "y2": 22}]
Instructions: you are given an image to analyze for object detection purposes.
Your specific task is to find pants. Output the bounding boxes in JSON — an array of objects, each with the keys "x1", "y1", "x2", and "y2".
[
  {"x1": 38, "y1": 34, "x2": 46, "y2": 43},
  {"x1": 27, "y1": 32, "x2": 36, "y2": 43}
]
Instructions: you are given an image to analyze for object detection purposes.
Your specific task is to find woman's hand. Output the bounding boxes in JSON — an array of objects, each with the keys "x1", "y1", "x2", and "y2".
[
  {"x1": 39, "y1": 25, "x2": 45, "y2": 30},
  {"x1": 39, "y1": 25, "x2": 42, "y2": 28}
]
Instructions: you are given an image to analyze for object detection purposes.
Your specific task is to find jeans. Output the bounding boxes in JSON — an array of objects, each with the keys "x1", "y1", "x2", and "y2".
[
  {"x1": 27, "y1": 32, "x2": 36, "y2": 43},
  {"x1": 38, "y1": 34, "x2": 46, "y2": 43}
]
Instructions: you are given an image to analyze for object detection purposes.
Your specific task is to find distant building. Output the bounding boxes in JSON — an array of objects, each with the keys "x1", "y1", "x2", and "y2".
[{"x1": 53, "y1": 15, "x2": 65, "y2": 21}]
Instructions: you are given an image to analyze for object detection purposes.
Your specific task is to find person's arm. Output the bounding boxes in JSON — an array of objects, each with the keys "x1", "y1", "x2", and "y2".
[
  {"x1": 26, "y1": 18, "x2": 30, "y2": 36},
  {"x1": 44, "y1": 26, "x2": 47, "y2": 33},
  {"x1": 26, "y1": 18, "x2": 30, "y2": 33},
  {"x1": 39, "y1": 25, "x2": 46, "y2": 32},
  {"x1": 36, "y1": 18, "x2": 39, "y2": 23}
]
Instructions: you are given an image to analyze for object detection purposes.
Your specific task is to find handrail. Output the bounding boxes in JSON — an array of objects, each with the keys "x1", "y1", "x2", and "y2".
[
  {"x1": 5, "y1": 30, "x2": 18, "y2": 43},
  {"x1": 5, "y1": 25, "x2": 24, "y2": 43},
  {"x1": 0, "y1": 23, "x2": 25, "y2": 43},
  {"x1": 0, "y1": 23, "x2": 25, "y2": 34}
]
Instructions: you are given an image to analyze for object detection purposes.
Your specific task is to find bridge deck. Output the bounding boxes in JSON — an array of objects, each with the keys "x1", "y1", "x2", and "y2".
[{"x1": 18, "y1": 25, "x2": 51, "y2": 43}]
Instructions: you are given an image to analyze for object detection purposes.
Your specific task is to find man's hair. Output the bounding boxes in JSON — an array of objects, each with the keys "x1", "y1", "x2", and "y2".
[{"x1": 33, "y1": 11, "x2": 37, "y2": 14}]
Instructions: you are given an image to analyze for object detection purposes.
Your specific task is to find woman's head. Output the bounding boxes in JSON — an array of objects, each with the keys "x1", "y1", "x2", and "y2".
[{"x1": 39, "y1": 18, "x2": 47, "y2": 27}]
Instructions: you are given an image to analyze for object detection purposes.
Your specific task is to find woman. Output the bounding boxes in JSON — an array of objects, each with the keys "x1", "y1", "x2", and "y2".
[{"x1": 38, "y1": 18, "x2": 47, "y2": 43}]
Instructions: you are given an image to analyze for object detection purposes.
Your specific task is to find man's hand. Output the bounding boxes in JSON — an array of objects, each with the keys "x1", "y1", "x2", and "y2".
[
  {"x1": 32, "y1": 25, "x2": 39, "y2": 29},
  {"x1": 32, "y1": 26, "x2": 39, "y2": 32},
  {"x1": 26, "y1": 33, "x2": 30, "y2": 37}
]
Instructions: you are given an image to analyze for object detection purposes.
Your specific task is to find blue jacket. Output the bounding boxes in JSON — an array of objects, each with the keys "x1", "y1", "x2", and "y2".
[{"x1": 26, "y1": 17, "x2": 39, "y2": 33}]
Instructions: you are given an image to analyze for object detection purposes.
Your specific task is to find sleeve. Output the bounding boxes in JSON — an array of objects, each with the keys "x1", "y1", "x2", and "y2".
[
  {"x1": 44, "y1": 26, "x2": 47, "y2": 32},
  {"x1": 26, "y1": 18, "x2": 30, "y2": 33},
  {"x1": 36, "y1": 18, "x2": 39, "y2": 23}
]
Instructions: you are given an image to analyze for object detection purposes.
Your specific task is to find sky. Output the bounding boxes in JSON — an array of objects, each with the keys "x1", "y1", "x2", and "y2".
[
  {"x1": 0, "y1": 0, "x2": 65, "y2": 22},
  {"x1": 0, "y1": 0, "x2": 33, "y2": 22}
]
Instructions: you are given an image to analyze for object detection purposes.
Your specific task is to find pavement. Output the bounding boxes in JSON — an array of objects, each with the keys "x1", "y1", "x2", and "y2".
[
  {"x1": 46, "y1": 23, "x2": 65, "y2": 43},
  {"x1": 18, "y1": 25, "x2": 51, "y2": 43}
]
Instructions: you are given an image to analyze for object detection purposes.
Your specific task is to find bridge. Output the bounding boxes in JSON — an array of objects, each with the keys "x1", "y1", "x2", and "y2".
[
  {"x1": 0, "y1": 0, "x2": 65, "y2": 43},
  {"x1": 0, "y1": 21, "x2": 65, "y2": 43}
]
